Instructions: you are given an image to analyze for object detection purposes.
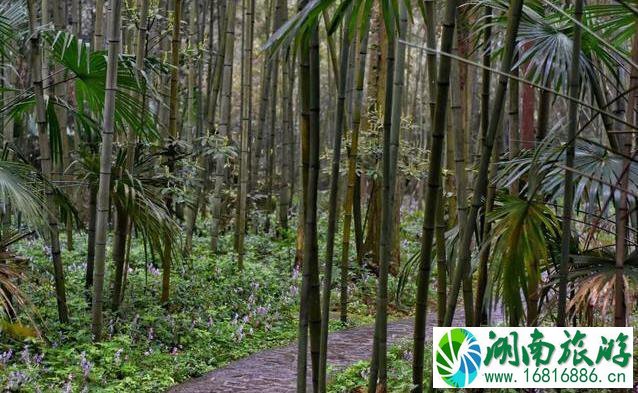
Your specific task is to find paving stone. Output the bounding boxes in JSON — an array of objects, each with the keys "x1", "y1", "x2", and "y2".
[{"x1": 169, "y1": 310, "x2": 469, "y2": 393}]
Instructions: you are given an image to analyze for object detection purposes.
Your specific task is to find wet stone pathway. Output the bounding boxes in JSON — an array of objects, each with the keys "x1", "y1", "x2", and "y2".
[{"x1": 169, "y1": 311, "x2": 466, "y2": 393}]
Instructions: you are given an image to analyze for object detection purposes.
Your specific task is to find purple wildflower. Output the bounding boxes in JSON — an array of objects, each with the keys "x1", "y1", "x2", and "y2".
[
  {"x1": 79, "y1": 352, "x2": 92, "y2": 380},
  {"x1": 0, "y1": 349, "x2": 13, "y2": 365},
  {"x1": 62, "y1": 375, "x2": 74, "y2": 393},
  {"x1": 33, "y1": 353, "x2": 44, "y2": 366},
  {"x1": 114, "y1": 349, "x2": 123, "y2": 365},
  {"x1": 255, "y1": 306, "x2": 268, "y2": 315},
  {"x1": 7, "y1": 370, "x2": 29, "y2": 388},
  {"x1": 19, "y1": 347, "x2": 30, "y2": 365}
]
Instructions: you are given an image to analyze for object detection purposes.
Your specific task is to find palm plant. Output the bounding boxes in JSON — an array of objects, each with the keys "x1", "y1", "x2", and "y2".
[
  {"x1": 0, "y1": 158, "x2": 47, "y2": 229},
  {"x1": 485, "y1": 194, "x2": 560, "y2": 325},
  {"x1": 478, "y1": 0, "x2": 638, "y2": 152},
  {"x1": 0, "y1": 152, "x2": 53, "y2": 331},
  {"x1": 71, "y1": 147, "x2": 179, "y2": 306},
  {"x1": 497, "y1": 136, "x2": 638, "y2": 229},
  {"x1": 0, "y1": 0, "x2": 26, "y2": 58},
  {"x1": 554, "y1": 251, "x2": 637, "y2": 325}
]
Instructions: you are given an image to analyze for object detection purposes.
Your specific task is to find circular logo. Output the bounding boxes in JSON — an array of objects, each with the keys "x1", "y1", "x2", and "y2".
[{"x1": 435, "y1": 328, "x2": 482, "y2": 388}]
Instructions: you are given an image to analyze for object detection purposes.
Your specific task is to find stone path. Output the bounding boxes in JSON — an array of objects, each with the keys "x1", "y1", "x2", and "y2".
[{"x1": 169, "y1": 311, "x2": 466, "y2": 393}]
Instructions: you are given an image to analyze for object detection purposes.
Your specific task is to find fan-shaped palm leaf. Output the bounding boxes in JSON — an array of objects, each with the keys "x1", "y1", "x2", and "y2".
[
  {"x1": 0, "y1": 0, "x2": 27, "y2": 58},
  {"x1": 44, "y1": 31, "x2": 162, "y2": 141},
  {"x1": 548, "y1": 251, "x2": 638, "y2": 324},
  {"x1": 0, "y1": 158, "x2": 47, "y2": 228},
  {"x1": 264, "y1": 0, "x2": 416, "y2": 56},
  {"x1": 497, "y1": 132, "x2": 638, "y2": 229},
  {"x1": 586, "y1": 3, "x2": 636, "y2": 50},
  {"x1": 474, "y1": 0, "x2": 621, "y2": 93},
  {"x1": 71, "y1": 147, "x2": 180, "y2": 264},
  {"x1": 486, "y1": 194, "x2": 560, "y2": 324}
]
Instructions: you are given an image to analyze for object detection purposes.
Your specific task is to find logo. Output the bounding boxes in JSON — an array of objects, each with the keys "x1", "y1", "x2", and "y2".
[
  {"x1": 435, "y1": 328, "x2": 482, "y2": 388},
  {"x1": 433, "y1": 327, "x2": 633, "y2": 388}
]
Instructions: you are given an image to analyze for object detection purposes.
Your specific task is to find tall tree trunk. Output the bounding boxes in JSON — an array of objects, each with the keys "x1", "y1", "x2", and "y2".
[
  {"x1": 210, "y1": 0, "x2": 237, "y2": 253},
  {"x1": 475, "y1": 142, "x2": 498, "y2": 326},
  {"x1": 281, "y1": 45, "x2": 295, "y2": 227},
  {"x1": 369, "y1": 4, "x2": 406, "y2": 392},
  {"x1": 52, "y1": 1, "x2": 73, "y2": 252},
  {"x1": 207, "y1": 0, "x2": 227, "y2": 128},
  {"x1": 508, "y1": 64, "x2": 520, "y2": 194},
  {"x1": 451, "y1": 22, "x2": 473, "y2": 326},
  {"x1": 185, "y1": 0, "x2": 197, "y2": 144},
  {"x1": 275, "y1": 0, "x2": 291, "y2": 231},
  {"x1": 2, "y1": 62, "x2": 14, "y2": 147},
  {"x1": 411, "y1": 0, "x2": 458, "y2": 389},
  {"x1": 557, "y1": 0, "x2": 584, "y2": 327},
  {"x1": 296, "y1": 19, "x2": 322, "y2": 393},
  {"x1": 185, "y1": 1, "x2": 217, "y2": 255},
  {"x1": 27, "y1": 0, "x2": 69, "y2": 324},
  {"x1": 237, "y1": 0, "x2": 255, "y2": 268},
  {"x1": 420, "y1": 0, "x2": 443, "y2": 328},
  {"x1": 70, "y1": 0, "x2": 80, "y2": 35},
  {"x1": 250, "y1": 0, "x2": 274, "y2": 193},
  {"x1": 265, "y1": 54, "x2": 279, "y2": 231},
  {"x1": 278, "y1": 42, "x2": 293, "y2": 228},
  {"x1": 91, "y1": 0, "x2": 122, "y2": 340},
  {"x1": 85, "y1": 186, "x2": 97, "y2": 292},
  {"x1": 444, "y1": 0, "x2": 524, "y2": 327},
  {"x1": 111, "y1": 202, "x2": 128, "y2": 310},
  {"x1": 473, "y1": 6, "x2": 493, "y2": 325},
  {"x1": 361, "y1": 8, "x2": 383, "y2": 271},
  {"x1": 110, "y1": 0, "x2": 150, "y2": 312},
  {"x1": 295, "y1": 34, "x2": 310, "y2": 269},
  {"x1": 318, "y1": 9, "x2": 352, "y2": 391},
  {"x1": 340, "y1": 23, "x2": 370, "y2": 324},
  {"x1": 434, "y1": 194, "x2": 446, "y2": 325},
  {"x1": 520, "y1": 42, "x2": 535, "y2": 149},
  {"x1": 160, "y1": 0, "x2": 181, "y2": 304},
  {"x1": 94, "y1": 0, "x2": 105, "y2": 50}
]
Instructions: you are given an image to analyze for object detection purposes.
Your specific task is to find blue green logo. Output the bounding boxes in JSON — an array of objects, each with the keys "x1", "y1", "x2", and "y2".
[{"x1": 436, "y1": 328, "x2": 482, "y2": 388}]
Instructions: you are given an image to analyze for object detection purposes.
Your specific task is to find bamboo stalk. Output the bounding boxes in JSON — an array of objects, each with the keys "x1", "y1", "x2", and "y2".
[{"x1": 91, "y1": 0, "x2": 123, "y2": 340}]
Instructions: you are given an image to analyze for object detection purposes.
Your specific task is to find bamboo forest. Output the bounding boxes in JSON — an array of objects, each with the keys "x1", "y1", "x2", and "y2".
[{"x1": 0, "y1": 0, "x2": 638, "y2": 391}]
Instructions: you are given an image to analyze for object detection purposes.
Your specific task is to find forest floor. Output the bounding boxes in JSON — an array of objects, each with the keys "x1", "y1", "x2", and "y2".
[{"x1": 169, "y1": 311, "x2": 467, "y2": 393}]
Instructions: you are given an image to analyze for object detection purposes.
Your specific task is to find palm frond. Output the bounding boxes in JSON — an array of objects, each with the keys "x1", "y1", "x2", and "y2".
[
  {"x1": 0, "y1": 158, "x2": 47, "y2": 229},
  {"x1": 486, "y1": 194, "x2": 560, "y2": 324},
  {"x1": 547, "y1": 250, "x2": 638, "y2": 324},
  {"x1": 44, "y1": 31, "x2": 162, "y2": 142},
  {"x1": 0, "y1": 0, "x2": 27, "y2": 58},
  {"x1": 497, "y1": 131, "x2": 638, "y2": 227}
]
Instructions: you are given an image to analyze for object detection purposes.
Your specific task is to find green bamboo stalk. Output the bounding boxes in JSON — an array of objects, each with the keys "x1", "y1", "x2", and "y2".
[
  {"x1": 340, "y1": 22, "x2": 370, "y2": 324},
  {"x1": 318, "y1": 8, "x2": 352, "y2": 391},
  {"x1": 27, "y1": 0, "x2": 69, "y2": 325},
  {"x1": 91, "y1": 0, "x2": 123, "y2": 339},
  {"x1": 444, "y1": 0, "x2": 525, "y2": 327},
  {"x1": 411, "y1": 0, "x2": 458, "y2": 389},
  {"x1": 369, "y1": 3, "x2": 406, "y2": 392}
]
